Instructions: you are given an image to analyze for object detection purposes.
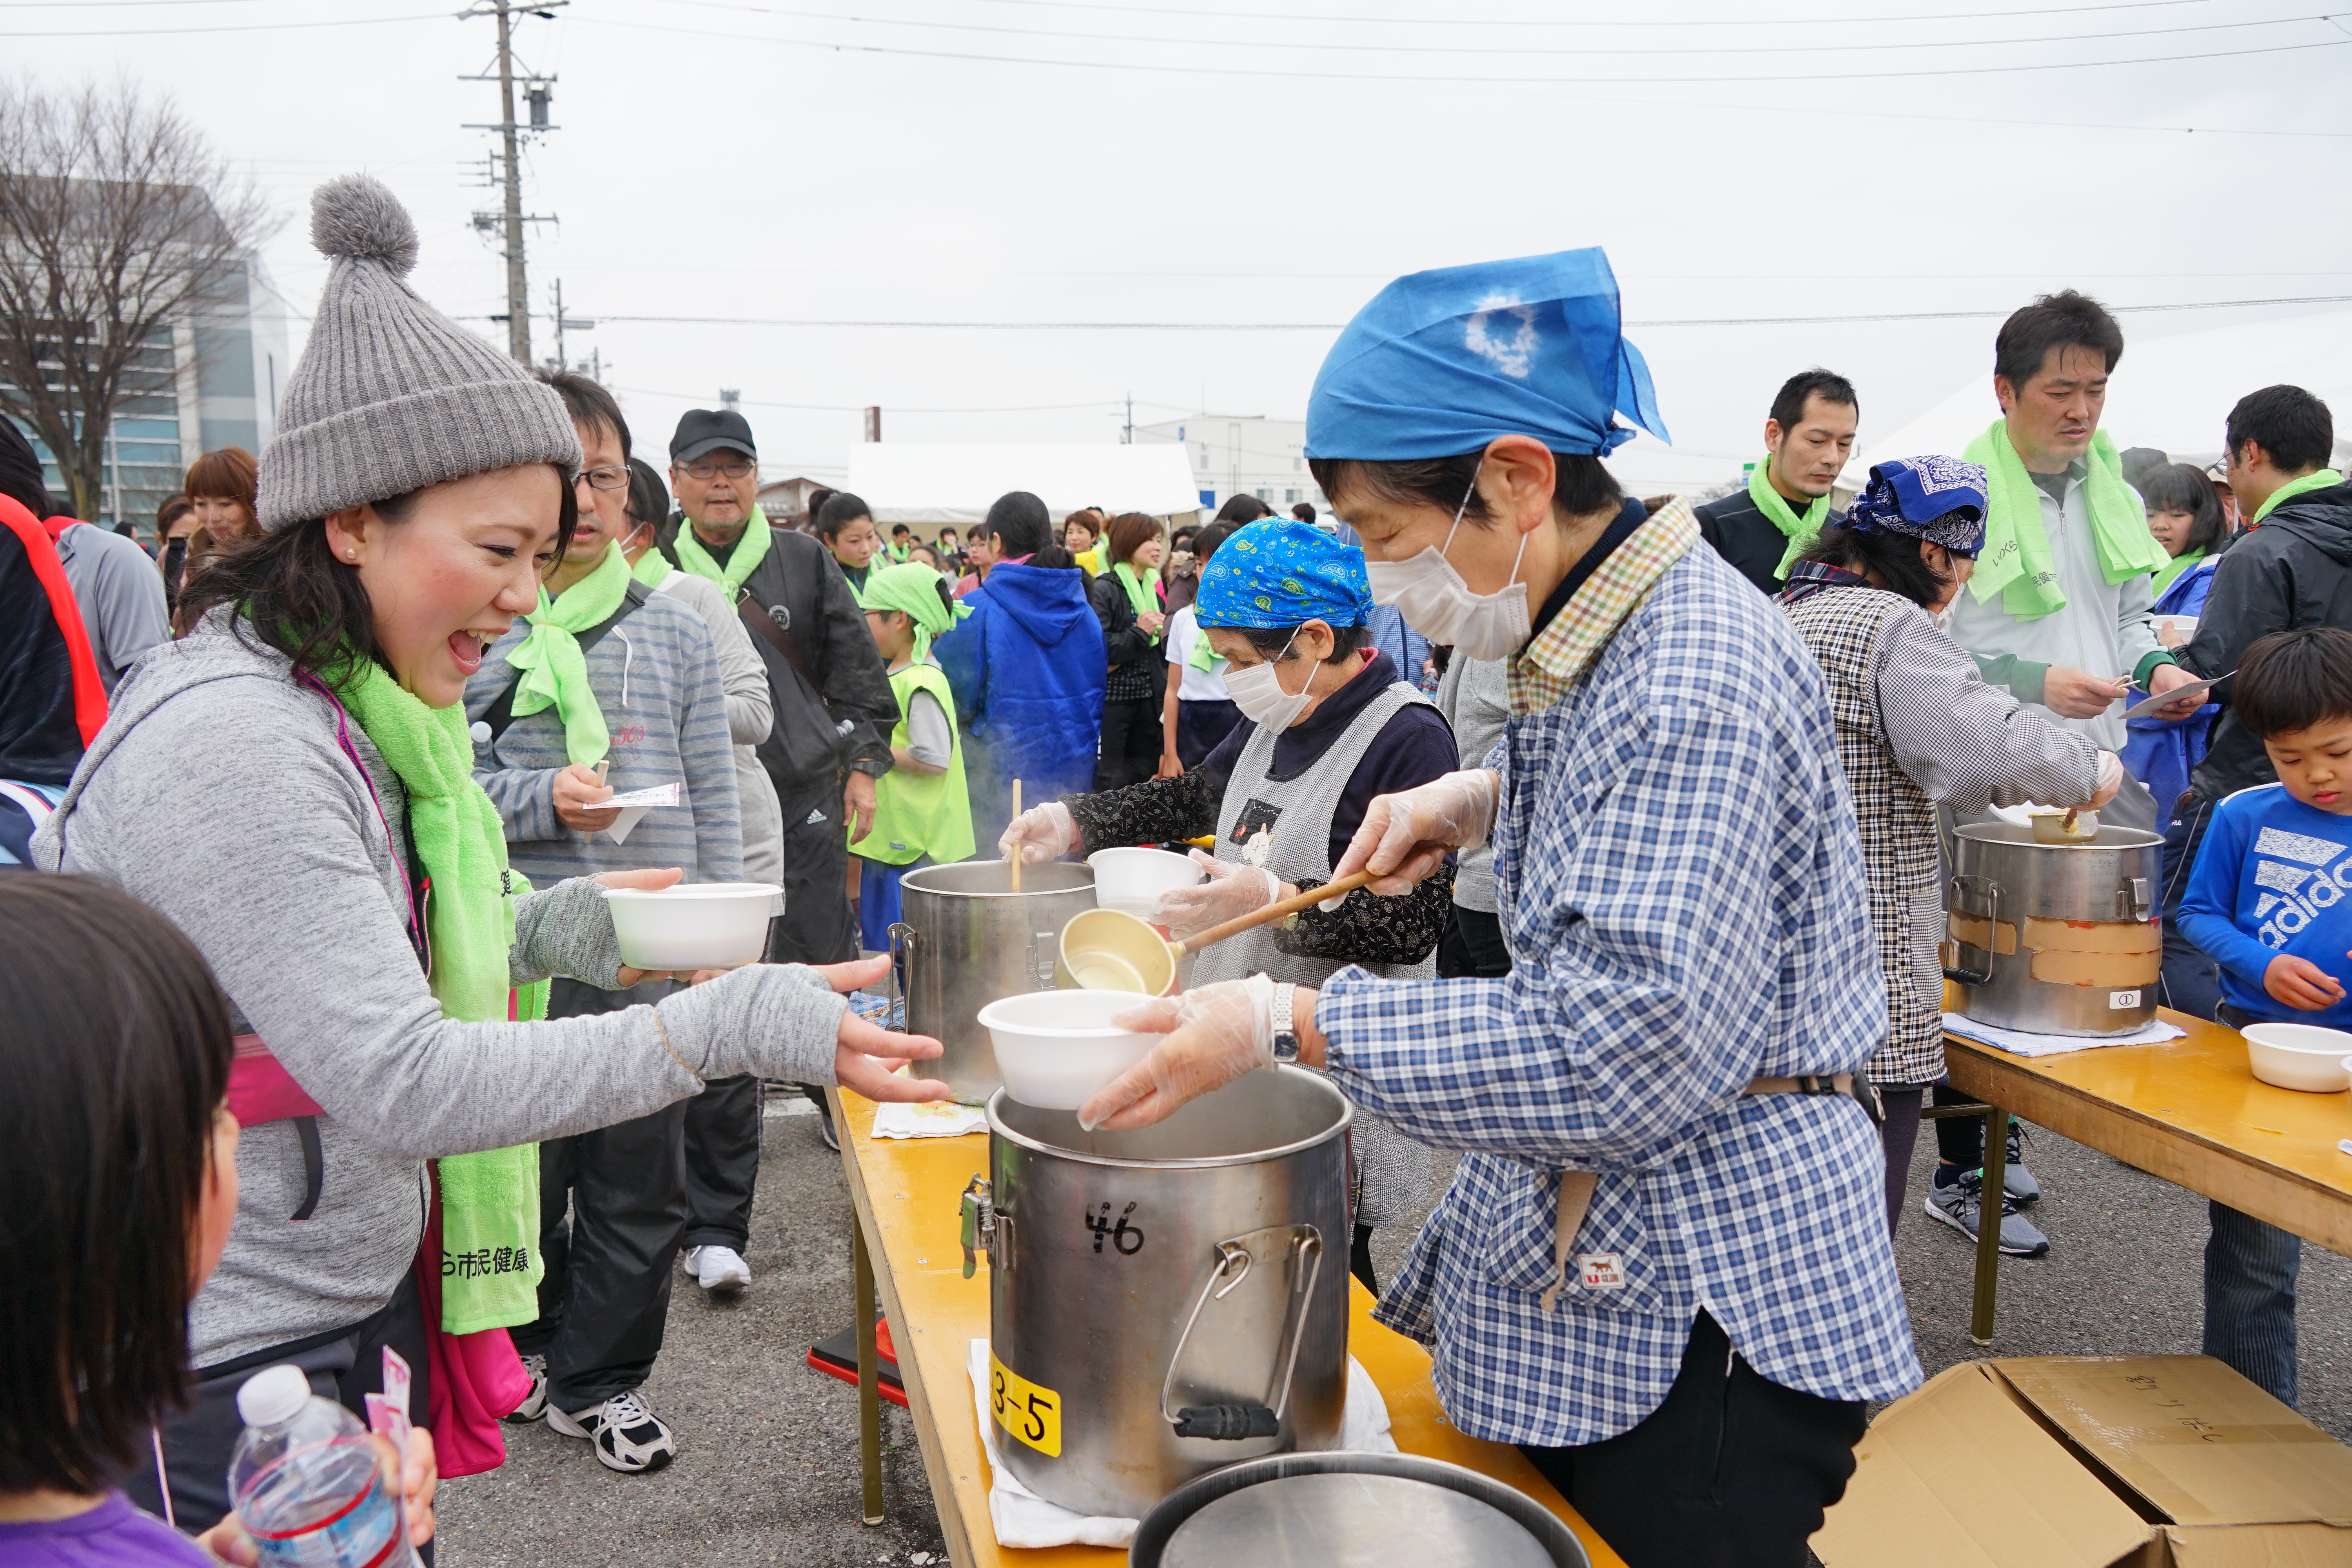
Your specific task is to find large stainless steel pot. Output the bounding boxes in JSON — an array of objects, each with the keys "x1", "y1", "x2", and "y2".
[
  {"x1": 891, "y1": 860, "x2": 1096, "y2": 1105},
  {"x1": 1944, "y1": 820, "x2": 2163, "y2": 1036},
  {"x1": 960, "y1": 1068, "x2": 1352, "y2": 1519}
]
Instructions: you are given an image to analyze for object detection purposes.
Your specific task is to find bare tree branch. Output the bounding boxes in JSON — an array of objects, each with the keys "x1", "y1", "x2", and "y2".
[{"x1": 0, "y1": 74, "x2": 275, "y2": 519}]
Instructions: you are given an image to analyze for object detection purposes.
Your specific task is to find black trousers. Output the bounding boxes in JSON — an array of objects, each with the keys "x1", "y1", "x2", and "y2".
[
  {"x1": 1175, "y1": 698, "x2": 1241, "y2": 769},
  {"x1": 1518, "y1": 1311, "x2": 1867, "y2": 1568},
  {"x1": 1878, "y1": 1086, "x2": 1926, "y2": 1234},
  {"x1": 1094, "y1": 691, "x2": 1163, "y2": 791},
  {"x1": 511, "y1": 982, "x2": 688, "y2": 1410},
  {"x1": 1436, "y1": 904, "x2": 1513, "y2": 978},
  {"x1": 125, "y1": 1273, "x2": 433, "y2": 1558},
  {"x1": 682, "y1": 1072, "x2": 764, "y2": 1253}
]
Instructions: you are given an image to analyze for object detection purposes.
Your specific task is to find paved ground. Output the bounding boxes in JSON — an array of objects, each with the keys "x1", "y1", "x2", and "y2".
[{"x1": 440, "y1": 1098, "x2": 2350, "y2": 1566}]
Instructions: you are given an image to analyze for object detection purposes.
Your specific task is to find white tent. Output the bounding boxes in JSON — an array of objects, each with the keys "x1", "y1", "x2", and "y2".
[
  {"x1": 842, "y1": 443, "x2": 1205, "y2": 527},
  {"x1": 1849, "y1": 309, "x2": 2352, "y2": 484}
]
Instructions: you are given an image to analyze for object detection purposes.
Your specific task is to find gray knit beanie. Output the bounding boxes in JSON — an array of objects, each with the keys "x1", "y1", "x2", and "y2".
[{"x1": 255, "y1": 174, "x2": 581, "y2": 530}]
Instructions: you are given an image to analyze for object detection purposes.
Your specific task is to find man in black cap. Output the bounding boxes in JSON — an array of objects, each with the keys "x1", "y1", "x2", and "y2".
[{"x1": 649, "y1": 409, "x2": 898, "y2": 1284}]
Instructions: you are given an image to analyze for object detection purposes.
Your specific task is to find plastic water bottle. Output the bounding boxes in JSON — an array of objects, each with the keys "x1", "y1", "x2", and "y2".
[{"x1": 227, "y1": 1365, "x2": 408, "y2": 1568}]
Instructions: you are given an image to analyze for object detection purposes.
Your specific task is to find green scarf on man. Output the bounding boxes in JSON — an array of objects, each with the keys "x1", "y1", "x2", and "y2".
[
  {"x1": 2251, "y1": 468, "x2": 2347, "y2": 527},
  {"x1": 1746, "y1": 456, "x2": 1831, "y2": 581},
  {"x1": 1962, "y1": 420, "x2": 2168, "y2": 620},
  {"x1": 337, "y1": 656, "x2": 548, "y2": 1336},
  {"x1": 671, "y1": 505, "x2": 772, "y2": 595},
  {"x1": 505, "y1": 540, "x2": 626, "y2": 767},
  {"x1": 630, "y1": 547, "x2": 672, "y2": 590},
  {"x1": 1112, "y1": 561, "x2": 1161, "y2": 642}
]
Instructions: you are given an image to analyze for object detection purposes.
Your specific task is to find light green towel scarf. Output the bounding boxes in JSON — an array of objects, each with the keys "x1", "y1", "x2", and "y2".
[
  {"x1": 2152, "y1": 547, "x2": 2206, "y2": 599},
  {"x1": 1112, "y1": 561, "x2": 1161, "y2": 642},
  {"x1": 337, "y1": 656, "x2": 547, "y2": 1336},
  {"x1": 629, "y1": 547, "x2": 672, "y2": 590},
  {"x1": 671, "y1": 505, "x2": 772, "y2": 595},
  {"x1": 1963, "y1": 421, "x2": 2168, "y2": 621},
  {"x1": 1747, "y1": 456, "x2": 1831, "y2": 582},
  {"x1": 506, "y1": 541, "x2": 627, "y2": 767},
  {"x1": 2251, "y1": 468, "x2": 2346, "y2": 527}
]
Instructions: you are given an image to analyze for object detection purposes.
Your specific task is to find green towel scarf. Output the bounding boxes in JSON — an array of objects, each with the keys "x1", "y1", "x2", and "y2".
[
  {"x1": 338, "y1": 653, "x2": 548, "y2": 1336},
  {"x1": 1747, "y1": 456, "x2": 1832, "y2": 582},
  {"x1": 1963, "y1": 420, "x2": 2168, "y2": 621},
  {"x1": 1112, "y1": 561, "x2": 1161, "y2": 642},
  {"x1": 671, "y1": 505, "x2": 773, "y2": 596},
  {"x1": 506, "y1": 540, "x2": 626, "y2": 767},
  {"x1": 2251, "y1": 468, "x2": 2346, "y2": 527}
]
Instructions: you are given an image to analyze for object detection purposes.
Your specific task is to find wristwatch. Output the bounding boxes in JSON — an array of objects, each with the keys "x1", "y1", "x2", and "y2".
[
  {"x1": 1270, "y1": 983, "x2": 1301, "y2": 1064},
  {"x1": 848, "y1": 758, "x2": 889, "y2": 778}
]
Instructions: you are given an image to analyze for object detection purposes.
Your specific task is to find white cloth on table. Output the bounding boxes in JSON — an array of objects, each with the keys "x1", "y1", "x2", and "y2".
[
  {"x1": 964, "y1": 1337, "x2": 1397, "y2": 1550},
  {"x1": 870, "y1": 1098, "x2": 987, "y2": 1138},
  {"x1": 1943, "y1": 1011, "x2": 2185, "y2": 1058}
]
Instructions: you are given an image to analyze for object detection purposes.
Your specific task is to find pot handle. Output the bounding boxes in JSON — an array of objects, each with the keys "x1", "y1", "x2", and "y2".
[
  {"x1": 887, "y1": 922, "x2": 915, "y2": 1031},
  {"x1": 1160, "y1": 1225, "x2": 1324, "y2": 1440},
  {"x1": 1027, "y1": 930, "x2": 1058, "y2": 991},
  {"x1": 1943, "y1": 873, "x2": 2000, "y2": 986}
]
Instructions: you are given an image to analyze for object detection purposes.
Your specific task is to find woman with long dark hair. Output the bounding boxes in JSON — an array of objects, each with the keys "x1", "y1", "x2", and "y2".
[{"x1": 29, "y1": 176, "x2": 945, "y2": 1532}]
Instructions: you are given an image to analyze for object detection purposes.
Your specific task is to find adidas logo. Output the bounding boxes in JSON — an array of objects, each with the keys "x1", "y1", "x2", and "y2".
[{"x1": 2253, "y1": 824, "x2": 2352, "y2": 948}]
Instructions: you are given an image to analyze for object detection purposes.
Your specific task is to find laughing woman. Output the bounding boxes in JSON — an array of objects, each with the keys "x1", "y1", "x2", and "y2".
[{"x1": 31, "y1": 177, "x2": 946, "y2": 1532}]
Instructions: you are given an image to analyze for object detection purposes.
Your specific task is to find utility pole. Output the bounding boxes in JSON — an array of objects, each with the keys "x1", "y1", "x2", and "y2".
[
  {"x1": 548, "y1": 278, "x2": 595, "y2": 372},
  {"x1": 863, "y1": 406, "x2": 882, "y2": 442},
  {"x1": 1123, "y1": 392, "x2": 1133, "y2": 445},
  {"x1": 462, "y1": 0, "x2": 564, "y2": 364}
]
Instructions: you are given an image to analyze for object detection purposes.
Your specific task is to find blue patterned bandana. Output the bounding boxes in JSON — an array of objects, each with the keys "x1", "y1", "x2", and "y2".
[
  {"x1": 1195, "y1": 519, "x2": 1373, "y2": 630},
  {"x1": 1843, "y1": 455, "x2": 1989, "y2": 556}
]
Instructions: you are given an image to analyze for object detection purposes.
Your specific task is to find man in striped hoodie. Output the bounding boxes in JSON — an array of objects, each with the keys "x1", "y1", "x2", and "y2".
[{"x1": 465, "y1": 377, "x2": 742, "y2": 1475}]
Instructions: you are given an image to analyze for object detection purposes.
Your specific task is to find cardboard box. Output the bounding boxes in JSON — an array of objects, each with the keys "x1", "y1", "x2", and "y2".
[{"x1": 1813, "y1": 1357, "x2": 2352, "y2": 1568}]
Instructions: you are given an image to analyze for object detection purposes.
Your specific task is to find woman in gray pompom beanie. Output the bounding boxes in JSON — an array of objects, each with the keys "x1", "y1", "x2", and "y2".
[{"x1": 28, "y1": 176, "x2": 951, "y2": 1534}]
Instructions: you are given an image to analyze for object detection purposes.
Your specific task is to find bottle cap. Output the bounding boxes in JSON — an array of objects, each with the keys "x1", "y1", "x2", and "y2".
[
  {"x1": 236, "y1": 1364, "x2": 312, "y2": 1428},
  {"x1": 469, "y1": 721, "x2": 493, "y2": 746}
]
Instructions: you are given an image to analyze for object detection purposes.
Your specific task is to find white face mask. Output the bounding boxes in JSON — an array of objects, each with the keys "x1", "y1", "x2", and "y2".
[
  {"x1": 1221, "y1": 631, "x2": 1316, "y2": 732},
  {"x1": 1363, "y1": 465, "x2": 1532, "y2": 661}
]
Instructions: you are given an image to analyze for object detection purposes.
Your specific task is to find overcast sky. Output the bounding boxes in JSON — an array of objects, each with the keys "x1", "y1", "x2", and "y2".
[{"x1": 17, "y1": 0, "x2": 2351, "y2": 491}]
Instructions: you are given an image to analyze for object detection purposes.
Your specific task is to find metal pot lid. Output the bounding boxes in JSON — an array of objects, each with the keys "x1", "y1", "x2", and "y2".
[{"x1": 1132, "y1": 1452, "x2": 1588, "y2": 1568}]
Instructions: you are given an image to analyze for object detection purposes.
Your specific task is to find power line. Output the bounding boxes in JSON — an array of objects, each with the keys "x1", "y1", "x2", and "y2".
[
  {"x1": 579, "y1": 15, "x2": 2350, "y2": 84},
  {"x1": 468, "y1": 293, "x2": 2352, "y2": 331},
  {"x1": 652, "y1": 0, "x2": 2335, "y2": 58},
  {"x1": 0, "y1": 8, "x2": 443, "y2": 33},
  {"x1": 614, "y1": 385, "x2": 1194, "y2": 414},
  {"x1": 960, "y1": 0, "x2": 2232, "y2": 27}
]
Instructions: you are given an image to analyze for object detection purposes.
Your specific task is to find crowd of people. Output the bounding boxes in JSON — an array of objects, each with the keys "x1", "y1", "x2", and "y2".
[{"x1": 2, "y1": 171, "x2": 2349, "y2": 1568}]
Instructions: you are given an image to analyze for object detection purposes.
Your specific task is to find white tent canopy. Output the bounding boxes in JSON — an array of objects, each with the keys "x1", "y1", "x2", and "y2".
[
  {"x1": 841, "y1": 443, "x2": 1204, "y2": 526},
  {"x1": 1849, "y1": 309, "x2": 2352, "y2": 485}
]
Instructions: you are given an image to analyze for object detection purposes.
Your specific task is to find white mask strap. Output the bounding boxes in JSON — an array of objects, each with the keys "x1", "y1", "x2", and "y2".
[{"x1": 1439, "y1": 460, "x2": 1485, "y2": 559}]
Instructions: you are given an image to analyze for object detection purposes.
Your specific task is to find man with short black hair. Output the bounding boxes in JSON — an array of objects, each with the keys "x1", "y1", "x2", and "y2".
[{"x1": 1694, "y1": 368, "x2": 1859, "y2": 594}]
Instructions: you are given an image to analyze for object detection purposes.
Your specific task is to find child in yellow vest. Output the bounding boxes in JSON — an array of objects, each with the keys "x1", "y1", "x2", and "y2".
[{"x1": 850, "y1": 563, "x2": 977, "y2": 953}]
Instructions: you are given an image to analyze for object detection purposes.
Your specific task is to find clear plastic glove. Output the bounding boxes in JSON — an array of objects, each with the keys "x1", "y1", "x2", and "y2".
[
  {"x1": 1328, "y1": 768, "x2": 1500, "y2": 898},
  {"x1": 1079, "y1": 975, "x2": 1276, "y2": 1131},
  {"x1": 1153, "y1": 849, "x2": 1289, "y2": 940},
  {"x1": 999, "y1": 800, "x2": 1076, "y2": 865},
  {"x1": 2089, "y1": 751, "x2": 2125, "y2": 809}
]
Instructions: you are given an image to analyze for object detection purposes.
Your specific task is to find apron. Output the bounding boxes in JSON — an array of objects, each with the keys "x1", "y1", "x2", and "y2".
[{"x1": 1192, "y1": 680, "x2": 1435, "y2": 1229}]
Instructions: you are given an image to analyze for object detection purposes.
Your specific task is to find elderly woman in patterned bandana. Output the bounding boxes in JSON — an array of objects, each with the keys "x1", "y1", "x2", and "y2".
[
  {"x1": 1779, "y1": 455, "x2": 2118, "y2": 1245},
  {"x1": 999, "y1": 517, "x2": 1459, "y2": 1294}
]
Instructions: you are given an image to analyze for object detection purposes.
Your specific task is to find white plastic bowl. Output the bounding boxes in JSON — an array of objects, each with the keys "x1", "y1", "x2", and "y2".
[
  {"x1": 1087, "y1": 846, "x2": 1205, "y2": 918},
  {"x1": 2241, "y1": 1023, "x2": 2352, "y2": 1093},
  {"x1": 602, "y1": 883, "x2": 781, "y2": 972},
  {"x1": 977, "y1": 988, "x2": 1162, "y2": 1110}
]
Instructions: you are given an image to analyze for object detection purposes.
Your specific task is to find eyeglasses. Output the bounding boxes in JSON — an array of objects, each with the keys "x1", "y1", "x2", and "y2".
[
  {"x1": 575, "y1": 466, "x2": 630, "y2": 491},
  {"x1": 682, "y1": 459, "x2": 755, "y2": 481}
]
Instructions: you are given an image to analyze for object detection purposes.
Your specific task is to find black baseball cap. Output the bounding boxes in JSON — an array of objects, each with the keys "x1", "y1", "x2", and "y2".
[{"x1": 670, "y1": 408, "x2": 759, "y2": 466}]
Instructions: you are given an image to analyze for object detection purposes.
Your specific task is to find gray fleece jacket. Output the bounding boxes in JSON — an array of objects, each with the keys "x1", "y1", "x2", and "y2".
[{"x1": 32, "y1": 617, "x2": 847, "y2": 1367}]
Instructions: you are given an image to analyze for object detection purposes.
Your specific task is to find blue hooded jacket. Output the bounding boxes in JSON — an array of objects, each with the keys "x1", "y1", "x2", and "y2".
[{"x1": 936, "y1": 561, "x2": 1106, "y2": 846}]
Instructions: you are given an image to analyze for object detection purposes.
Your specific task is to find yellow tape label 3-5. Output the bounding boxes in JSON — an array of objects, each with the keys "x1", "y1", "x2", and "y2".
[{"x1": 988, "y1": 1350, "x2": 1063, "y2": 1457}]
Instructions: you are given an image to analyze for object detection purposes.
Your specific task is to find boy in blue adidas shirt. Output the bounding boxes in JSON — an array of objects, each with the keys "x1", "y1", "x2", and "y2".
[{"x1": 2175, "y1": 625, "x2": 2352, "y2": 1407}]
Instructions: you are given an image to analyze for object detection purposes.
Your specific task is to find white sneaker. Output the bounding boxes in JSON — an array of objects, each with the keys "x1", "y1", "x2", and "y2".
[
  {"x1": 503, "y1": 1352, "x2": 549, "y2": 1424},
  {"x1": 545, "y1": 1389, "x2": 677, "y2": 1474},
  {"x1": 682, "y1": 1244, "x2": 751, "y2": 1293}
]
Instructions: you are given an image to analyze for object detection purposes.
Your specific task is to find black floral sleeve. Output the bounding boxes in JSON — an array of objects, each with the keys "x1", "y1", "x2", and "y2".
[
  {"x1": 1062, "y1": 769, "x2": 1223, "y2": 853},
  {"x1": 1278, "y1": 859, "x2": 1457, "y2": 967}
]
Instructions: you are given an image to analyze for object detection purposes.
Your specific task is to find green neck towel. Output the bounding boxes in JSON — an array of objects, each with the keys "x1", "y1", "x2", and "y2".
[
  {"x1": 629, "y1": 546, "x2": 672, "y2": 589},
  {"x1": 672, "y1": 506, "x2": 771, "y2": 595},
  {"x1": 1112, "y1": 561, "x2": 1160, "y2": 641},
  {"x1": 2152, "y1": 547, "x2": 2206, "y2": 599},
  {"x1": 336, "y1": 654, "x2": 545, "y2": 1335},
  {"x1": 1747, "y1": 456, "x2": 1831, "y2": 581},
  {"x1": 507, "y1": 541, "x2": 626, "y2": 767},
  {"x1": 2252, "y1": 468, "x2": 2346, "y2": 527},
  {"x1": 1962, "y1": 421, "x2": 2168, "y2": 621}
]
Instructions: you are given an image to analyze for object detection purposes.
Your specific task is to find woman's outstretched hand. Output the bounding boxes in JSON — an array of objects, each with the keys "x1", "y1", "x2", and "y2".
[{"x1": 812, "y1": 954, "x2": 953, "y2": 1103}]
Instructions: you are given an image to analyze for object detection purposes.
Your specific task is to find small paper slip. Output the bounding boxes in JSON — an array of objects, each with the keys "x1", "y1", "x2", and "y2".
[
  {"x1": 595, "y1": 781, "x2": 681, "y2": 846},
  {"x1": 1944, "y1": 1011, "x2": 2184, "y2": 1058},
  {"x1": 873, "y1": 1098, "x2": 988, "y2": 1138},
  {"x1": 2122, "y1": 670, "x2": 2230, "y2": 720}
]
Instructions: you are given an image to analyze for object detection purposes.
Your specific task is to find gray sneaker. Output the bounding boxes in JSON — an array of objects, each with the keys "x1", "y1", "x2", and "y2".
[
  {"x1": 2002, "y1": 1122, "x2": 2040, "y2": 1205},
  {"x1": 1924, "y1": 1169, "x2": 2049, "y2": 1257}
]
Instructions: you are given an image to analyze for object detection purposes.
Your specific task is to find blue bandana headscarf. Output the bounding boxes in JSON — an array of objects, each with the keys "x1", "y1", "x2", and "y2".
[
  {"x1": 1195, "y1": 519, "x2": 1373, "y2": 630},
  {"x1": 1305, "y1": 248, "x2": 1669, "y2": 461},
  {"x1": 1844, "y1": 456, "x2": 1990, "y2": 556}
]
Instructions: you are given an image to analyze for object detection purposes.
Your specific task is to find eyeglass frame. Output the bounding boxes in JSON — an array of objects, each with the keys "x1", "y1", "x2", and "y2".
[
  {"x1": 677, "y1": 458, "x2": 755, "y2": 481},
  {"x1": 573, "y1": 465, "x2": 631, "y2": 492}
]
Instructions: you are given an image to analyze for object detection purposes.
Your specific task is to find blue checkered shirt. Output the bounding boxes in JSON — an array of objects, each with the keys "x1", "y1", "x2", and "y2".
[{"x1": 1321, "y1": 543, "x2": 1921, "y2": 1447}]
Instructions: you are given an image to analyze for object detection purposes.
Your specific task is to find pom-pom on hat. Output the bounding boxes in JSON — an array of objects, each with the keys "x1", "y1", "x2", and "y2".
[{"x1": 255, "y1": 174, "x2": 581, "y2": 530}]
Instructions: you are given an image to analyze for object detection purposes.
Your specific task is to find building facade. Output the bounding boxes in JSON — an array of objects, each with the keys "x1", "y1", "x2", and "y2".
[{"x1": 1134, "y1": 413, "x2": 1326, "y2": 517}]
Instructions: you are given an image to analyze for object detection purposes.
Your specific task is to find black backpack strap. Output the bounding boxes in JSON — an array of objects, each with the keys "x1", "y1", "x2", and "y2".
[{"x1": 476, "y1": 577, "x2": 655, "y2": 748}]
